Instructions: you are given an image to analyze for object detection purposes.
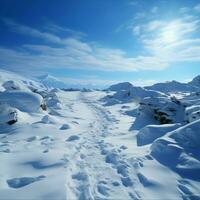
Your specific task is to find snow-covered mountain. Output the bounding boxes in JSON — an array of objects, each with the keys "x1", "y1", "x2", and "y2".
[
  {"x1": 145, "y1": 80, "x2": 197, "y2": 93},
  {"x1": 36, "y1": 74, "x2": 68, "y2": 89},
  {"x1": 0, "y1": 70, "x2": 200, "y2": 199},
  {"x1": 142, "y1": 75, "x2": 200, "y2": 94},
  {"x1": 108, "y1": 82, "x2": 133, "y2": 91},
  {"x1": 189, "y1": 75, "x2": 200, "y2": 88}
]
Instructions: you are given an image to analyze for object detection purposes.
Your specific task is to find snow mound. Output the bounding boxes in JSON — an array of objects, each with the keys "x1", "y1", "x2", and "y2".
[
  {"x1": 45, "y1": 91, "x2": 62, "y2": 109},
  {"x1": 2, "y1": 80, "x2": 21, "y2": 91},
  {"x1": 138, "y1": 96, "x2": 185, "y2": 124},
  {"x1": 103, "y1": 85, "x2": 166, "y2": 105},
  {"x1": 137, "y1": 124, "x2": 181, "y2": 146},
  {"x1": 0, "y1": 104, "x2": 18, "y2": 125},
  {"x1": 170, "y1": 119, "x2": 200, "y2": 148},
  {"x1": 0, "y1": 91, "x2": 45, "y2": 113},
  {"x1": 41, "y1": 115, "x2": 58, "y2": 124},
  {"x1": 151, "y1": 119, "x2": 200, "y2": 180},
  {"x1": 0, "y1": 69, "x2": 45, "y2": 92},
  {"x1": 184, "y1": 104, "x2": 200, "y2": 123}
]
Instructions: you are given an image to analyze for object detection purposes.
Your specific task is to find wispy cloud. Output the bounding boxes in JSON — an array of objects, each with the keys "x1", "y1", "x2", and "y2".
[
  {"x1": 129, "y1": 7, "x2": 200, "y2": 65},
  {"x1": 132, "y1": 25, "x2": 141, "y2": 36},
  {"x1": 44, "y1": 23, "x2": 87, "y2": 38},
  {"x1": 134, "y1": 12, "x2": 146, "y2": 19},
  {"x1": 1, "y1": 18, "x2": 168, "y2": 73},
  {"x1": 2, "y1": 18, "x2": 62, "y2": 44},
  {"x1": 151, "y1": 6, "x2": 158, "y2": 14},
  {"x1": 194, "y1": 3, "x2": 200, "y2": 12}
]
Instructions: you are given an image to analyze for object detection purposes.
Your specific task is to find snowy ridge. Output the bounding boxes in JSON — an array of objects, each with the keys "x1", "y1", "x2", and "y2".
[
  {"x1": 0, "y1": 70, "x2": 200, "y2": 199},
  {"x1": 37, "y1": 74, "x2": 68, "y2": 89}
]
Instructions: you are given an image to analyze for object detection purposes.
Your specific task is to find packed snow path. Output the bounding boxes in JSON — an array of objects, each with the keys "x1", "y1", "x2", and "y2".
[{"x1": 64, "y1": 92, "x2": 140, "y2": 200}]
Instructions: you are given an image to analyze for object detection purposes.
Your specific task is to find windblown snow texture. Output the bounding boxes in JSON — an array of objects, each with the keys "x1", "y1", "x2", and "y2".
[{"x1": 0, "y1": 69, "x2": 200, "y2": 199}]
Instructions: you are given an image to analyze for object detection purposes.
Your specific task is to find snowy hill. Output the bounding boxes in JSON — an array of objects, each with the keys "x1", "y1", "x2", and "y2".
[
  {"x1": 0, "y1": 69, "x2": 45, "y2": 92},
  {"x1": 103, "y1": 82, "x2": 166, "y2": 105},
  {"x1": 108, "y1": 82, "x2": 133, "y2": 91},
  {"x1": 145, "y1": 80, "x2": 197, "y2": 93},
  {"x1": 0, "y1": 70, "x2": 200, "y2": 199},
  {"x1": 189, "y1": 75, "x2": 200, "y2": 88},
  {"x1": 144, "y1": 75, "x2": 200, "y2": 94}
]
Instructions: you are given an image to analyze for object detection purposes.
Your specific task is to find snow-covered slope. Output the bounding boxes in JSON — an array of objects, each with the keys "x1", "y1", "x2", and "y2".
[
  {"x1": 151, "y1": 119, "x2": 200, "y2": 181},
  {"x1": 0, "y1": 70, "x2": 200, "y2": 199}
]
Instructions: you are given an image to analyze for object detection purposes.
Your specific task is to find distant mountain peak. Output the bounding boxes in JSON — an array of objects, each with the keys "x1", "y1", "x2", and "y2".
[
  {"x1": 36, "y1": 74, "x2": 66, "y2": 89},
  {"x1": 190, "y1": 75, "x2": 200, "y2": 86}
]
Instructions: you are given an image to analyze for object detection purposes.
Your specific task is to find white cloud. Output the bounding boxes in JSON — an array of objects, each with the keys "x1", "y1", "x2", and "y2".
[
  {"x1": 1, "y1": 19, "x2": 169, "y2": 73},
  {"x1": 179, "y1": 7, "x2": 190, "y2": 14},
  {"x1": 128, "y1": 0, "x2": 138, "y2": 6},
  {"x1": 134, "y1": 12, "x2": 146, "y2": 19},
  {"x1": 146, "y1": 20, "x2": 164, "y2": 31},
  {"x1": 45, "y1": 23, "x2": 87, "y2": 38},
  {"x1": 194, "y1": 3, "x2": 200, "y2": 12},
  {"x1": 2, "y1": 18, "x2": 62, "y2": 44},
  {"x1": 151, "y1": 6, "x2": 158, "y2": 14},
  {"x1": 132, "y1": 25, "x2": 141, "y2": 35},
  {"x1": 139, "y1": 17, "x2": 200, "y2": 63}
]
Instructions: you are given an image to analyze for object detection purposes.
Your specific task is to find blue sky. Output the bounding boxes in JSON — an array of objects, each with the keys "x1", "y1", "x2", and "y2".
[{"x1": 0, "y1": 0, "x2": 200, "y2": 88}]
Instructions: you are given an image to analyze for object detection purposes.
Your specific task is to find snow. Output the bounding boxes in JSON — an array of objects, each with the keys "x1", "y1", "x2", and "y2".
[
  {"x1": 146, "y1": 79, "x2": 198, "y2": 93},
  {"x1": 0, "y1": 104, "x2": 17, "y2": 124},
  {"x1": 3, "y1": 80, "x2": 21, "y2": 91},
  {"x1": 36, "y1": 74, "x2": 67, "y2": 89},
  {"x1": 137, "y1": 124, "x2": 181, "y2": 146},
  {"x1": 0, "y1": 91, "x2": 44, "y2": 113},
  {"x1": 103, "y1": 84, "x2": 166, "y2": 105},
  {"x1": 0, "y1": 69, "x2": 200, "y2": 199},
  {"x1": 108, "y1": 82, "x2": 133, "y2": 91}
]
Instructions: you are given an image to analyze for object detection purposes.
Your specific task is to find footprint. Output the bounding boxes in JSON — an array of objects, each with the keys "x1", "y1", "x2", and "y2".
[
  {"x1": 7, "y1": 175, "x2": 45, "y2": 188},
  {"x1": 97, "y1": 184, "x2": 109, "y2": 196},
  {"x1": 66, "y1": 135, "x2": 80, "y2": 142},
  {"x1": 120, "y1": 145, "x2": 128, "y2": 150},
  {"x1": 116, "y1": 164, "x2": 129, "y2": 177},
  {"x1": 112, "y1": 181, "x2": 120, "y2": 186},
  {"x1": 26, "y1": 136, "x2": 39, "y2": 142},
  {"x1": 40, "y1": 136, "x2": 51, "y2": 140},
  {"x1": 60, "y1": 124, "x2": 70, "y2": 130},
  {"x1": 105, "y1": 152, "x2": 118, "y2": 165},
  {"x1": 72, "y1": 172, "x2": 88, "y2": 181},
  {"x1": 121, "y1": 177, "x2": 133, "y2": 187}
]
